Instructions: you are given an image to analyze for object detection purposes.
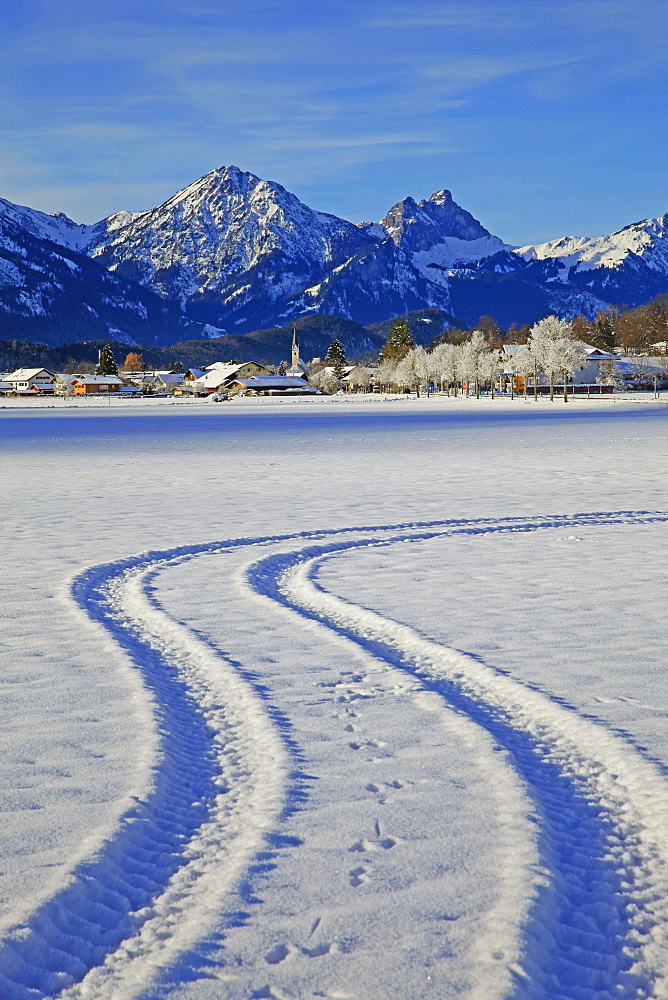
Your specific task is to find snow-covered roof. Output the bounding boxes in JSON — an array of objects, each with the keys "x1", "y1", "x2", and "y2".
[
  {"x1": 615, "y1": 357, "x2": 666, "y2": 372},
  {"x1": 203, "y1": 361, "x2": 245, "y2": 372},
  {"x1": 192, "y1": 363, "x2": 268, "y2": 389},
  {"x1": 583, "y1": 346, "x2": 619, "y2": 359},
  {"x1": 153, "y1": 372, "x2": 184, "y2": 384},
  {"x1": 71, "y1": 375, "x2": 123, "y2": 385},
  {"x1": 234, "y1": 376, "x2": 317, "y2": 390},
  {"x1": 5, "y1": 368, "x2": 55, "y2": 382},
  {"x1": 287, "y1": 359, "x2": 309, "y2": 374},
  {"x1": 502, "y1": 343, "x2": 620, "y2": 360},
  {"x1": 342, "y1": 366, "x2": 375, "y2": 382},
  {"x1": 319, "y1": 365, "x2": 358, "y2": 377}
]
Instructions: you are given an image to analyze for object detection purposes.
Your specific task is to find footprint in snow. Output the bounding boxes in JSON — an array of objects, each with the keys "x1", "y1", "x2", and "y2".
[
  {"x1": 348, "y1": 837, "x2": 398, "y2": 852},
  {"x1": 349, "y1": 866, "x2": 370, "y2": 887},
  {"x1": 264, "y1": 943, "x2": 294, "y2": 965},
  {"x1": 302, "y1": 941, "x2": 335, "y2": 958}
]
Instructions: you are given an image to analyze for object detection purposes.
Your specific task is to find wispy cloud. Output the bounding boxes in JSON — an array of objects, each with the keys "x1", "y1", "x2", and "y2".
[{"x1": 1, "y1": 0, "x2": 667, "y2": 240}]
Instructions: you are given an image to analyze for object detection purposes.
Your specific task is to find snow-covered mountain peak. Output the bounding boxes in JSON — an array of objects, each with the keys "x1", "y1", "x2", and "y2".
[
  {"x1": 372, "y1": 188, "x2": 509, "y2": 285},
  {"x1": 379, "y1": 189, "x2": 498, "y2": 251},
  {"x1": 0, "y1": 197, "x2": 97, "y2": 252},
  {"x1": 79, "y1": 165, "x2": 373, "y2": 323},
  {"x1": 515, "y1": 212, "x2": 668, "y2": 274},
  {"x1": 424, "y1": 189, "x2": 453, "y2": 207}
]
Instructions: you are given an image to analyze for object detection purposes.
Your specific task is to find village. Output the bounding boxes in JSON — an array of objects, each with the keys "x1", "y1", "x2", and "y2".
[{"x1": 2, "y1": 321, "x2": 668, "y2": 402}]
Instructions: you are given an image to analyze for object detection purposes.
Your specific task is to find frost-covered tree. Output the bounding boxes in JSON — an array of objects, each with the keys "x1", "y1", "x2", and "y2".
[
  {"x1": 375, "y1": 357, "x2": 399, "y2": 392},
  {"x1": 527, "y1": 316, "x2": 579, "y2": 401},
  {"x1": 278, "y1": 360, "x2": 287, "y2": 376},
  {"x1": 506, "y1": 346, "x2": 535, "y2": 399},
  {"x1": 96, "y1": 343, "x2": 118, "y2": 377},
  {"x1": 597, "y1": 359, "x2": 623, "y2": 389},
  {"x1": 309, "y1": 367, "x2": 339, "y2": 393},
  {"x1": 557, "y1": 338, "x2": 588, "y2": 401},
  {"x1": 347, "y1": 365, "x2": 372, "y2": 392},
  {"x1": 477, "y1": 350, "x2": 501, "y2": 397},
  {"x1": 395, "y1": 347, "x2": 430, "y2": 396},
  {"x1": 429, "y1": 342, "x2": 461, "y2": 395},
  {"x1": 378, "y1": 319, "x2": 415, "y2": 364},
  {"x1": 459, "y1": 331, "x2": 493, "y2": 398}
]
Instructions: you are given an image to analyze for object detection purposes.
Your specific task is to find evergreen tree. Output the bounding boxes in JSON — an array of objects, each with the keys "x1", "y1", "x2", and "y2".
[
  {"x1": 278, "y1": 360, "x2": 287, "y2": 375},
  {"x1": 378, "y1": 319, "x2": 415, "y2": 364},
  {"x1": 96, "y1": 343, "x2": 118, "y2": 376},
  {"x1": 169, "y1": 359, "x2": 185, "y2": 374},
  {"x1": 325, "y1": 338, "x2": 348, "y2": 381},
  {"x1": 592, "y1": 311, "x2": 616, "y2": 352}
]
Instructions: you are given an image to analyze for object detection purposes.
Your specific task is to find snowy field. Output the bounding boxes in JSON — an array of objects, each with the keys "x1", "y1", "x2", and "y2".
[{"x1": 1, "y1": 394, "x2": 667, "y2": 1000}]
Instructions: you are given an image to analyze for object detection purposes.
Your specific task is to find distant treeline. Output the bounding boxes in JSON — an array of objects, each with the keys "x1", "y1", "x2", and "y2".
[
  {"x1": 2, "y1": 295, "x2": 667, "y2": 373},
  {"x1": 430, "y1": 294, "x2": 668, "y2": 355}
]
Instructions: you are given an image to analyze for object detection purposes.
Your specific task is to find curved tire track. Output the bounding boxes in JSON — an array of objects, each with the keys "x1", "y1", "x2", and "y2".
[
  {"x1": 0, "y1": 512, "x2": 666, "y2": 999},
  {"x1": 246, "y1": 511, "x2": 668, "y2": 1000},
  {"x1": 0, "y1": 545, "x2": 290, "y2": 1000}
]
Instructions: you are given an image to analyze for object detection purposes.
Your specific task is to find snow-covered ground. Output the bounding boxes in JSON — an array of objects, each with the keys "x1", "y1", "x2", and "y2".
[{"x1": 1, "y1": 395, "x2": 667, "y2": 1000}]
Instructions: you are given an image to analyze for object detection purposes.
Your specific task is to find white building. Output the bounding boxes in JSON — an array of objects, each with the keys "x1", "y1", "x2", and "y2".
[
  {"x1": 3, "y1": 368, "x2": 56, "y2": 393},
  {"x1": 189, "y1": 362, "x2": 272, "y2": 394}
]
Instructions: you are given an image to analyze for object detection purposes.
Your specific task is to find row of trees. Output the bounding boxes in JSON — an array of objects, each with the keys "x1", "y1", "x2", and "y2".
[
  {"x1": 374, "y1": 316, "x2": 588, "y2": 400},
  {"x1": 94, "y1": 347, "x2": 187, "y2": 377},
  {"x1": 432, "y1": 296, "x2": 668, "y2": 356}
]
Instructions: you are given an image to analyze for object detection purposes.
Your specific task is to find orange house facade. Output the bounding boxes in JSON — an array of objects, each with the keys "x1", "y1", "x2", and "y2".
[{"x1": 71, "y1": 376, "x2": 123, "y2": 394}]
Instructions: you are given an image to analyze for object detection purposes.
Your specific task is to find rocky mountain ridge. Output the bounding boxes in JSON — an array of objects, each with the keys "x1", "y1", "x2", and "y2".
[{"x1": 1, "y1": 165, "x2": 667, "y2": 348}]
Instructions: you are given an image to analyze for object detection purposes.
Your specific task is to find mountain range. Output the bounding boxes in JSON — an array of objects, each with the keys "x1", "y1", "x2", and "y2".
[{"x1": 2, "y1": 164, "x2": 668, "y2": 351}]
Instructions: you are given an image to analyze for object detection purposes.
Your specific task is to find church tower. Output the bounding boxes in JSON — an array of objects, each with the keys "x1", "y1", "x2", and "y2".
[{"x1": 291, "y1": 325, "x2": 300, "y2": 368}]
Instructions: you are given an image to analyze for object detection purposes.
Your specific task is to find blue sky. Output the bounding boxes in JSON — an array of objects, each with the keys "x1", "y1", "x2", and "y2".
[{"x1": 1, "y1": 0, "x2": 667, "y2": 243}]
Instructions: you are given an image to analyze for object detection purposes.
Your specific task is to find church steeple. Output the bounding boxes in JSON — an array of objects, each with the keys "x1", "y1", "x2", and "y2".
[{"x1": 291, "y1": 324, "x2": 299, "y2": 368}]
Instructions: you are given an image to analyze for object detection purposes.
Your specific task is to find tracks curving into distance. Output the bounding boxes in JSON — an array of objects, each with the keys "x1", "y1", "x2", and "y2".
[{"x1": 0, "y1": 512, "x2": 667, "y2": 999}]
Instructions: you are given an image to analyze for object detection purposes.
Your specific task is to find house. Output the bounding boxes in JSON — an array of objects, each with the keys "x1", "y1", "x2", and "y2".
[
  {"x1": 148, "y1": 372, "x2": 185, "y2": 392},
  {"x1": 614, "y1": 356, "x2": 668, "y2": 387},
  {"x1": 342, "y1": 365, "x2": 375, "y2": 391},
  {"x1": 230, "y1": 376, "x2": 319, "y2": 396},
  {"x1": 501, "y1": 343, "x2": 621, "y2": 389},
  {"x1": 3, "y1": 368, "x2": 56, "y2": 393},
  {"x1": 70, "y1": 375, "x2": 123, "y2": 394},
  {"x1": 189, "y1": 362, "x2": 273, "y2": 394}
]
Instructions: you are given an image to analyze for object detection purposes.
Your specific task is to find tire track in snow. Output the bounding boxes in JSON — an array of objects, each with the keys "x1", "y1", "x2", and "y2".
[
  {"x1": 0, "y1": 512, "x2": 666, "y2": 999},
  {"x1": 0, "y1": 547, "x2": 291, "y2": 1000},
  {"x1": 1, "y1": 516, "x2": 497, "y2": 999},
  {"x1": 246, "y1": 512, "x2": 668, "y2": 1000}
]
